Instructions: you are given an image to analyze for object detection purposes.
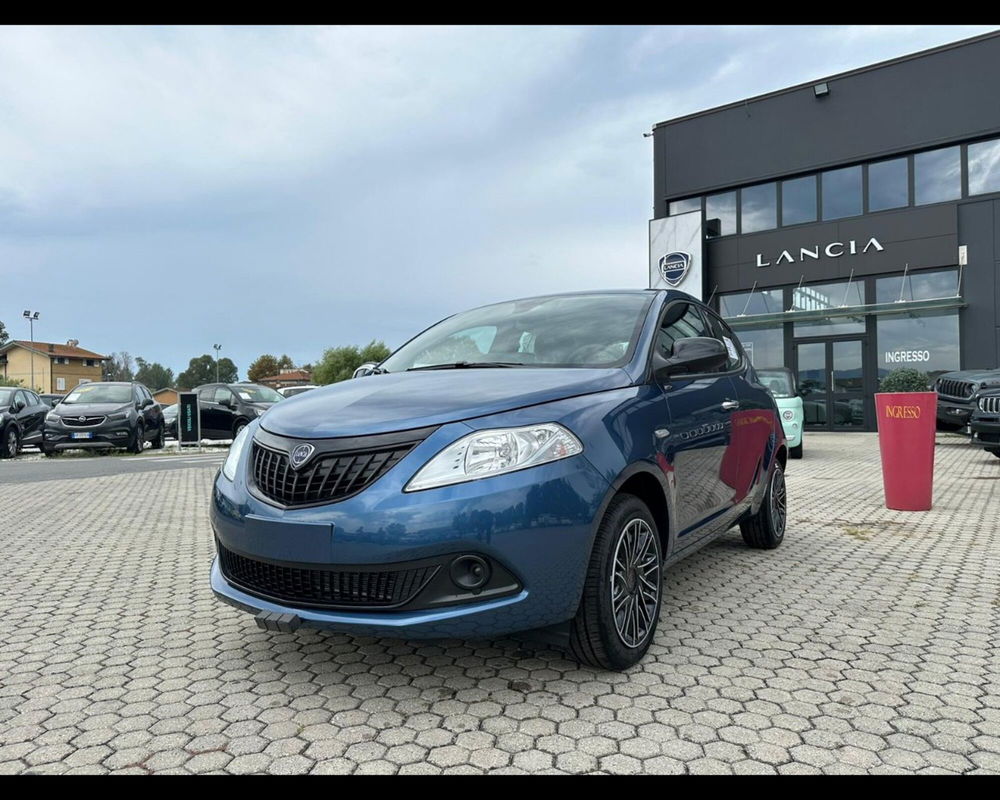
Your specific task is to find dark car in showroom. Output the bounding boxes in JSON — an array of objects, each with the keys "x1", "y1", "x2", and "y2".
[
  {"x1": 935, "y1": 369, "x2": 1000, "y2": 431},
  {"x1": 210, "y1": 290, "x2": 788, "y2": 670},
  {"x1": 42, "y1": 381, "x2": 165, "y2": 455},
  {"x1": 192, "y1": 382, "x2": 283, "y2": 441},
  {"x1": 0, "y1": 387, "x2": 49, "y2": 458},
  {"x1": 970, "y1": 390, "x2": 1000, "y2": 459}
]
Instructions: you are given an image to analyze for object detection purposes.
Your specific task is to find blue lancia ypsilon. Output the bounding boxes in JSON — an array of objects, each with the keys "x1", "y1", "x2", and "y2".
[{"x1": 211, "y1": 290, "x2": 787, "y2": 670}]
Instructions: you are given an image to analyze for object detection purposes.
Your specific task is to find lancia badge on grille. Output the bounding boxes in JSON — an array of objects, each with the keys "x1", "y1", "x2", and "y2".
[{"x1": 289, "y1": 443, "x2": 315, "y2": 469}]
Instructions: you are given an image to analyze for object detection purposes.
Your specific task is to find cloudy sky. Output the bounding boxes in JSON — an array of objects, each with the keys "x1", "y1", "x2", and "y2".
[{"x1": 1, "y1": 24, "x2": 995, "y2": 379}]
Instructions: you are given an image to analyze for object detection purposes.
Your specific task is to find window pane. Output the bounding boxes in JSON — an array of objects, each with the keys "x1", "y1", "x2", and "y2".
[
  {"x1": 781, "y1": 175, "x2": 816, "y2": 225},
  {"x1": 914, "y1": 146, "x2": 961, "y2": 205},
  {"x1": 704, "y1": 191, "x2": 736, "y2": 237},
  {"x1": 740, "y1": 183, "x2": 776, "y2": 233},
  {"x1": 877, "y1": 310, "x2": 960, "y2": 384},
  {"x1": 668, "y1": 197, "x2": 701, "y2": 215},
  {"x1": 792, "y1": 281, "x2": 865, "y2": 337},
  {"x1": 875, "y1": 269, "x2": 959, "y2": 303},
  {"x1": 718, "y1": 288, "x2": 783, "y2": 318},
  {"x1": 868, "y1": 157, "x2": 908, "y2": 211},
  {"x1": 821, "y1": 165, "x2": 862, "y2": 220},
  {"x1": 968, "y1": 138, "x2": 1000, "y2": 196},
  {"x1": 736, "y1": 325, "x2": 784, "y2": 369}
]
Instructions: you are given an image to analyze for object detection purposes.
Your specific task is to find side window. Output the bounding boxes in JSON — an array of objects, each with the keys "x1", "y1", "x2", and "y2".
[
  {"x1": 14, "y1": 391, "x2": 26, "y2": 408},
  {"x1": 198, "y1": 386, "x2": 216, "y2": 403},
  {"x1": 703, "y1": 310, "x2": 743, "y2": 371},
  {"x1": 656, "y1": 302, "x2": 712, "y2": 358},
  {"x1": 28, "y1": 392, "x2": 41, "y2": 405},
  {"x1": 214, "y1": 387, "x2": 234, "y2": 405}
]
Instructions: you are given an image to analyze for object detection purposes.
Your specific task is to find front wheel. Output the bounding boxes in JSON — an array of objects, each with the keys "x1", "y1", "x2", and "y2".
[
  {"x1": 129, "y1": 424, "x2": 145, "y2": 454},
  {"x1": 1, "y1": 425, "x2": 19, "y2": 458},
  {"x1": 569, "y1": 494, "x2": 663, "y2": 671},
  {"x1": 150, "y1": 424, "x2": 165, "y2": 450},
  {"x1": 790, "y1": 442, "x2": 803, "y2": 459},
  {"x1": 740, "y1": 461, "x2": 787, "y2": 549}
]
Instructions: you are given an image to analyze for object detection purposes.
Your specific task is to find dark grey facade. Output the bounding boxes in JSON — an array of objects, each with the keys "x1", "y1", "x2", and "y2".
[{"x1": 651, "y1": 31, "x2": 1000, "y2": 431}]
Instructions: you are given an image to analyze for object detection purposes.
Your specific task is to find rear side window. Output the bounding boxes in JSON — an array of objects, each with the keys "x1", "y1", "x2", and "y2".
[
  {"x1": 656, "y1": 302, "x2": 712, "y2": 357},
  {"x1": 198, "y1": 386, "x2": 216, "y2": 402},
  {"x1": 214, "y1": 388, "x2": 234, "y2": 405}
]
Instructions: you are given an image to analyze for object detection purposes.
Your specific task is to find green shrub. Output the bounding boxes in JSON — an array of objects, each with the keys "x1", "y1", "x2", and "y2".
[{"x1": 879, "y1": 368, "x2": 931, "y2": 393}]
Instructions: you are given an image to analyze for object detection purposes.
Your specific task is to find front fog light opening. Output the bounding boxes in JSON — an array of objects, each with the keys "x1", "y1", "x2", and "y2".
[{"x1": 449, "y1": 555, "x2": 491, "y2": 592}]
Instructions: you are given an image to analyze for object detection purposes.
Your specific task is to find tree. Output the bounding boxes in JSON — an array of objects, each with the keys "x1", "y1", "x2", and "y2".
[
  {"x1": 247, "y1": 354, "x2": 279, "y2": 383},
  {"x1": 177, "y1": 354, "x2": 238, "y2": 389},
  {"x1": 313, "y1": 340, "x2": 391, "y2": 385},
  {"x1": 277, "y1": 354, "x2": 294, "y2": 370},
  {"x1": 134, "y1": 357, "x2": 175, "y2": 391},
  {"x1": 0, "y1": 376, "x2": 22, "y2": 387},
  {"x1": 0, "y1": 319, "x2": 8, "y2": 346},
  {"x1": 103, "y1": 351, "x2": 135, "y2": 382}
]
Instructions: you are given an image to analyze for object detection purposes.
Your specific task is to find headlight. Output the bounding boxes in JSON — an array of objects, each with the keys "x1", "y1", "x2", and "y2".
[
  {"x1": 108, "y1": 412, "x2": 129, "y2": 421},
  {"x1": 405, "y1": 423, "x2": 583, "y2": 492},
  {"x1": 222, "y1": 425, "x2": 251, "y2": 482},
  {"x1": 45, "y1": 412, "x2": 60, "y2": 422}
]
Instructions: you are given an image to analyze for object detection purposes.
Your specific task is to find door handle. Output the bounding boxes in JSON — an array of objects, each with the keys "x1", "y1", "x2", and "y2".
[{"x1": 721, "y1": 400, "x2": 740, "y2": 410}]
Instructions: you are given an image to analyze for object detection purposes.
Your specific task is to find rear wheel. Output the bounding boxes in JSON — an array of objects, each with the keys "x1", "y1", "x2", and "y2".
[
  {"x1": 740, "y1": 461, "x2": 786, "y2": 549},
  {"x1": 150, "y1": 424, "x2": 165, "y2": 449},
  {"x1": 790, "y1": 442, "x2": 803, "y2": 459},
  {"x1": 1, "y1": 425, "x2": 19, "y2": 458},
  {"x1": 569, "y1": 494, "x2": 663, "y2": 671},
  {"x1": 233, "y1": 419, "x2": 248, "y2": 440}
]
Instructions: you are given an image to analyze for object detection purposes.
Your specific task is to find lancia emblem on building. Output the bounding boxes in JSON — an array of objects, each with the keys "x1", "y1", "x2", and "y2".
[
  {"x1": 289, "y1": 443, "x2": 315, "y2": 469},
  {"x1": 658, "y1": 251, "x2": 692, "y2": 287}
]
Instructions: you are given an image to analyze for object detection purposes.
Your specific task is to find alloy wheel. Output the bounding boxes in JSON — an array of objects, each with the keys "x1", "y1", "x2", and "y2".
[
  {"x1": 770, "y1": 466, "x2": 787, "y2": 536},
  {"x1": 6, "y1": 427, "x2": 17, "y2": 456},
  {"x1": 609, "y1": 517, "x2": 661, "y2": 649}
]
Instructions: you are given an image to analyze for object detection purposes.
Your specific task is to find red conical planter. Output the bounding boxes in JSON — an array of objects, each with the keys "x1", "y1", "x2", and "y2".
[{"x1": 874, "y1": 392, "x2": 937, "y2": 511}]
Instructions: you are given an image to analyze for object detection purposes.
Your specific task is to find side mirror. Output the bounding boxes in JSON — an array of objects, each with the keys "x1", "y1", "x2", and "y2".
[
  {"x1": 12, "y1": 400, "x2": 24, "y2": 412},
  {"x1": 654, "y1": 337, "x2": 728, "y2": 380},
  {"x1": 142, "y1": 398, "x2": 154, "y2": 408},
  {"x1": 353, "y1": 362, "x2": 378, "y2": 379}
]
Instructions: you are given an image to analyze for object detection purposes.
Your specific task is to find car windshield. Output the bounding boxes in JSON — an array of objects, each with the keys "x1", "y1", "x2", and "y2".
[
  {"x1": 381, "y1": 293, "x2": 653, "y2": 372},
  {"x1": 758, "y1": 369, "x2": 796, "y2": 398},
  {"x1": 231, "y1": 384, "x2": 283, "y2": 403},
  {"x1": 62, "y1": 384, "x2": 132, "y2": 404},
  {"x1": 0, "y1": 389, "x2": 13, "y2": 406}
]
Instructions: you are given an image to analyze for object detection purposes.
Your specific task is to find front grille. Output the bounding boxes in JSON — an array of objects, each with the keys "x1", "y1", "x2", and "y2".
[
  {"x1": 217, "y1": 544, "x2": 438, "y2": 608},
  {"x1": 980, "y1": 395, "x2": 1000, "y2": 414},
  {"x1": 937, "y1": 379, "x2": 975, "y2": 400},
  {"x1": 250, "y1": 439, "x2": 416, "y2": 507},
  {"x1": 62, "y1": 415, "x2": 107, "y2": 427}
]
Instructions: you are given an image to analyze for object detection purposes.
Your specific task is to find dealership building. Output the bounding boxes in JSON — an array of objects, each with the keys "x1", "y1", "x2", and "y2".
[{"x1": 649, "y1": 31, "x2": 1000, "y2": 431}]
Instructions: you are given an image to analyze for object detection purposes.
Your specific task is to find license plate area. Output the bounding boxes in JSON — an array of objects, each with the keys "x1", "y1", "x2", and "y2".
[{"x1": 71, "y1": 432, "x2": 94, "y2": 439}]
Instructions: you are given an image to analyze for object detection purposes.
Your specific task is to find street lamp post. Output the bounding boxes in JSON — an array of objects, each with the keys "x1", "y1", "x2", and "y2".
[
  {"x1": 22, "y1": 310, "x2": 40, "y2": 392},
  {"x1": 213, "y1": 344, "x2": 222, "y2": 383}
]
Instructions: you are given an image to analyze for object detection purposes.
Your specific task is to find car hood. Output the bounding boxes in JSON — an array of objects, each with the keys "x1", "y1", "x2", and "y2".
[
  {"x1": 260, "y1": 367, "x2": 633, "y2": 438},
  {"x1": 52, "y1": 402, "x2": 131, "y2": 416}
]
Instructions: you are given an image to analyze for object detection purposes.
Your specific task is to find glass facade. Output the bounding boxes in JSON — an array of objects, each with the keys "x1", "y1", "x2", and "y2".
[
  {"x1": 740, "y1": 183, "x2": 776, "y2": 233},
  {"x1": 718, "y1": 288, "x2": 783, "y2": 317},
  {"x1": 868, "y1": 157, "x2": 908, "y2": 211},
  {"x1": 914, "y1": 146, "x2": 961, "y2": 205},
  {"x1": 737, "y1": 325, "x2": 784, "y2": 369},
  {"x1": 705, "y1": 191, "x2": 737, "y2": 237},
  {"x1": 821, "y1": 166, "x2": 862, "y2": 220},
  {"x1": 669, "y1": 197, "x2": 702, "y2": 216},
  {"x1": 781, "y1": 175, "x2": 817, "y2": 225},
  {"x1": 876, "y1": 310, "x2": 960, "y2": 383},
  {"x1": 968, "y1": 137, "x2": 1000, "y2": 196},
  {"x1": 875, "y1": 269, "x2": 959, "y2": 303}
]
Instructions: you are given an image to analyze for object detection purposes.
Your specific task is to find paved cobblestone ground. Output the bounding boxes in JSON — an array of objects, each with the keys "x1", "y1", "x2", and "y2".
[{"x1": 1, "y1": 433, "x2": 998, "y2": 774}]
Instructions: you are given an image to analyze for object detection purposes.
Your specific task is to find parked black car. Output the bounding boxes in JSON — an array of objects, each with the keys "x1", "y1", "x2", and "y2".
[
  {"x1": 161, "y1": 403, "x2": 178, "y2": 439},
  {"x1": 42, "y1": 381, "x2": 165, "y2": 455},
  {"x1": 0, "y1": 387, "x2": 49, "y2": 458},
  {"x1": 192, "y1": 383, "x2": 283, "y2": 440},
  {"x1": 38, "y1": 393, "x2": 64, "y2": 408},
  {"x1": 970, "y1": 390, "x2": 1000, "y2": 459},
  {"x1": 935, "y1": 369, "x2": 1000, "y2": 431}
]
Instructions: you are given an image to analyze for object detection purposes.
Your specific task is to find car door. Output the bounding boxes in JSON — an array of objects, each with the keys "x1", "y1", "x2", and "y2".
[
  {"x1": 21, "y1": 391, "x2": 47, "y2": 445},
  {"x1": 654, "y1": 301, "x2": 743, "y2": 545},
  {"x1": 13, "y1": 390, "x2": 41, "y2": 445}
]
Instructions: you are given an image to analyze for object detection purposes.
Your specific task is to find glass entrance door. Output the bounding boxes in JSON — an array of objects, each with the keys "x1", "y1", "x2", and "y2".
[{"x1": 795, "y1": 338, "x2": 867, "y2": 430}]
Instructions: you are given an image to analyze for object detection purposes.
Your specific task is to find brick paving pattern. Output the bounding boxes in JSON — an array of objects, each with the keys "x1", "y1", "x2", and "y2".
[{"x1": 1, "y1": 432, "x2": 998, "y2": 774}]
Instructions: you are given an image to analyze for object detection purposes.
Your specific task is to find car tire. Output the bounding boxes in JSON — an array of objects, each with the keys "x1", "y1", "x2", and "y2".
[
  {"x1": 568, "y1": 493, "x2": 663, "y2": 671},
  {"x1": 233, "y1": 419, "x2": 248, "y2": 440},
  {"x1": 790, "y1": 442, "x2": 803, "y2": 459},
  {"x1": 150, "y1": 424, "x2": 165, "y2": 450},
  {"x1": 740, "y1": 461, "x2": 787, "y2": 550},
  {"x1": 129, "y1": 423, "x2": 145, "y2": 454},
  {"x1": 1, "y1": 425, "x2": 19, "y2": 459}
]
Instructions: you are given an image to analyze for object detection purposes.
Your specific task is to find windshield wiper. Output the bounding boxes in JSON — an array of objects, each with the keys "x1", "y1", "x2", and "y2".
[{"x1": 406, "y1": 361, "x2": 525, "y2": 371}]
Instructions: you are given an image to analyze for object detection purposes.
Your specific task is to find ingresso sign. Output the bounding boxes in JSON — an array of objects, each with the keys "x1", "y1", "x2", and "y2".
[{"x1": 756, "y1": 237, "x2": 884, "y2": 268}]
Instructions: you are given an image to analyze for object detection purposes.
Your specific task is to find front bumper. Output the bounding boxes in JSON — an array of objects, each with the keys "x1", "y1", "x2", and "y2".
[
  {"x1": 970, "y1": 414, "x2": 1000, "y2": 450},
  {"x1": 43, "y1": 420, "x2": 133, "y2": 450},
  {"x1": 779, "y1": 419, "x2": 802, "y2": 448},
  {"x1": 210, "y1": 421, "x2": 612, "y2": 639},
  {"x1": 936, "y1": 397, "x2": 975, "y2": 426}
]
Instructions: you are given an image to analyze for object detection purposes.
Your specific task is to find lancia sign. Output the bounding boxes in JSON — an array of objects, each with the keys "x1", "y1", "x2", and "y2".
[
  {"x1": 658, "y1": 251, "x2": 692, "y2": 287},
  {"x1": 756, "y1": 237, "x2": 884, "y2": 267}
]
